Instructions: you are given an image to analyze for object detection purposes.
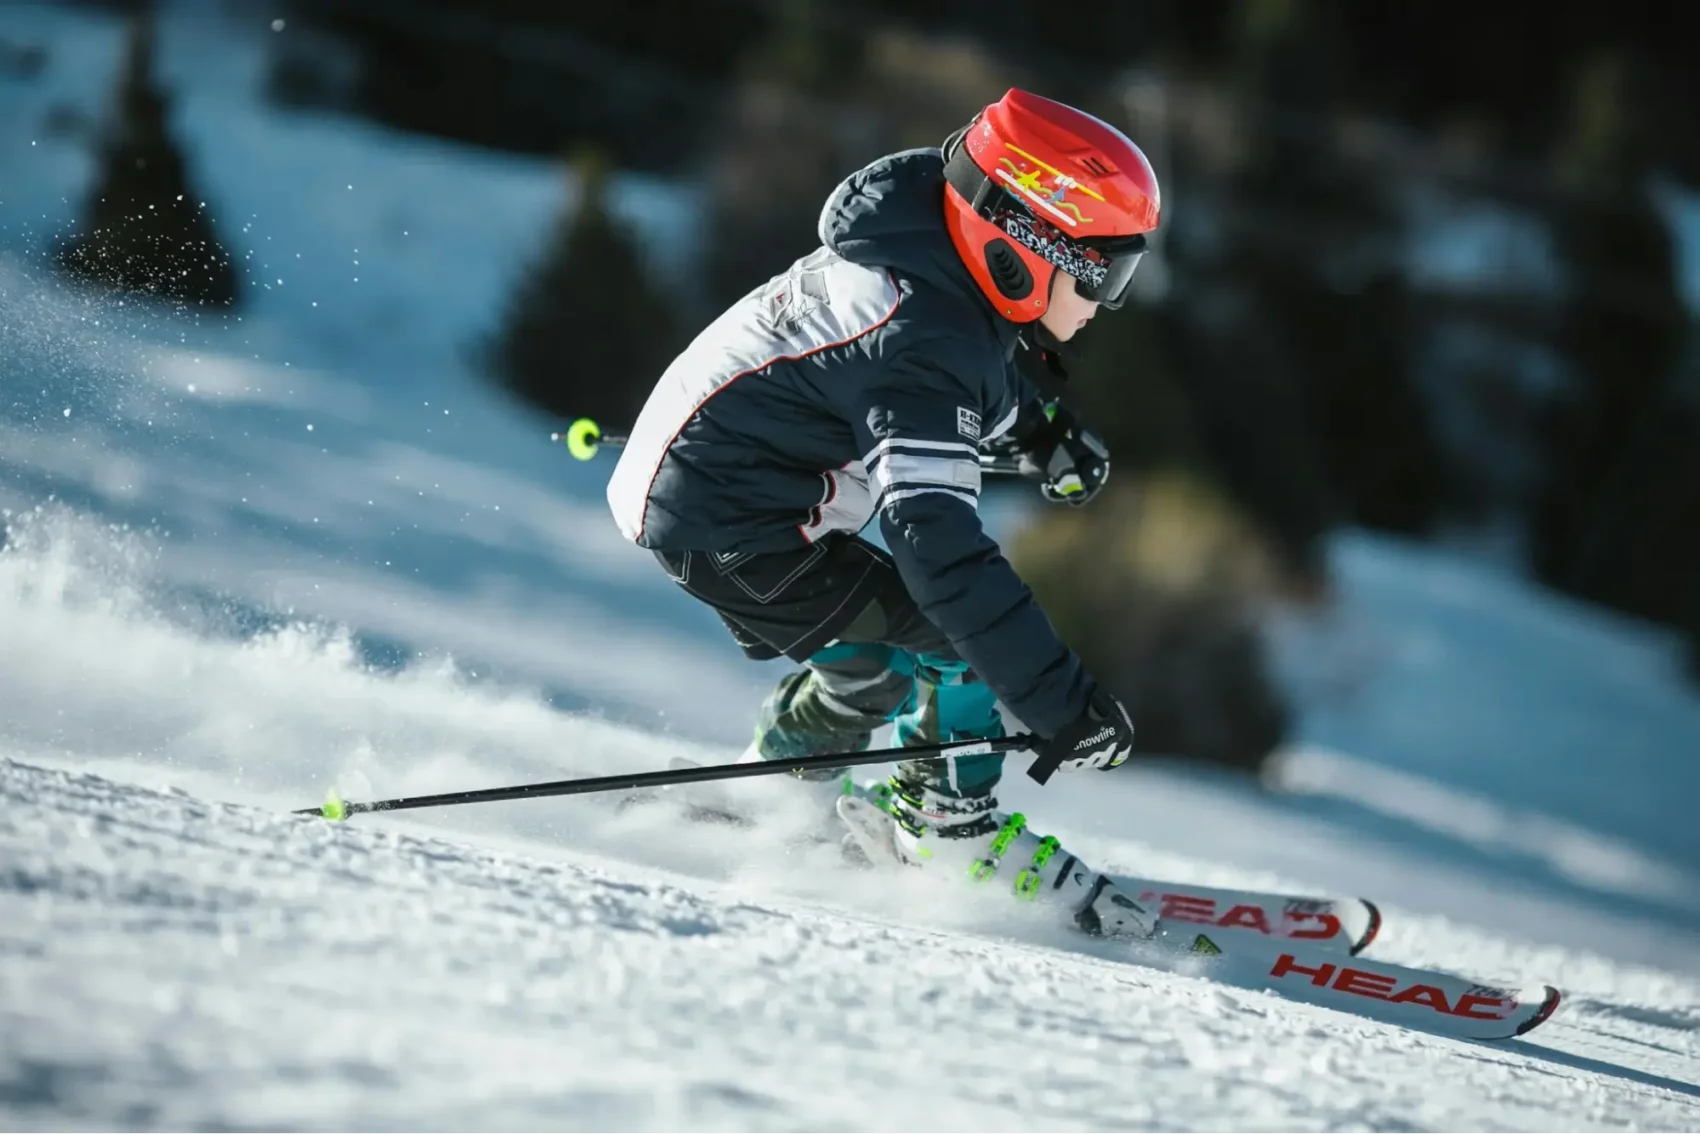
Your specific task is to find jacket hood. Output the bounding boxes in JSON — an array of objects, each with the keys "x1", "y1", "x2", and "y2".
[{"x1": 818, "y1": 148, "x2": 1016, "y2": 348}]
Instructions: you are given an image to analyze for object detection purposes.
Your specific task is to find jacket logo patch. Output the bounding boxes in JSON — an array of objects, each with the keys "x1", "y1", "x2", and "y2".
[{"x1": 956, "y1": 407, "x2": 982, "y2": 442}]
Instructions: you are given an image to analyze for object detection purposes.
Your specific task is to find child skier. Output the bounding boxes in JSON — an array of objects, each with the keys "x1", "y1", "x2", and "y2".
[{"x1": 607, "y1": 88, "x2": 1160, "y2": 917}]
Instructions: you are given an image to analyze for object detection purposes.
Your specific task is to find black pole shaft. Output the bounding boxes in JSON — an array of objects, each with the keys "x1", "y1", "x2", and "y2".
[{"x1": 296, "y1": 735, "x2": 1033, "y2": 818}]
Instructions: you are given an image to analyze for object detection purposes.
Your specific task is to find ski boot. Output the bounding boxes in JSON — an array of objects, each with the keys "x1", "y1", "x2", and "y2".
[{"x1": 837, "y1": 778, "x2": 1160, "y2": 941}]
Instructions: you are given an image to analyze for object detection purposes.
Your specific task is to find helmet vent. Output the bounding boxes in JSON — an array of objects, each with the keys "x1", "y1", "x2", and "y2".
[
  {"x1": 1080, "y1": 155, "x2": 1112, "y2": 177},
  {"x1": 984, "y1": 238, "x2": 1033, "y2": 300}
]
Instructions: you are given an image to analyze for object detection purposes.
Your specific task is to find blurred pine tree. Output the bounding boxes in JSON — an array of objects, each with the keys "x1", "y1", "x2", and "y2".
[
  {"x1": 56, "y1": 2, "x2": 239, "y2": 307},
  {"x1": 483, "y1": 150, "x2": 685, "y2": 430},
  {"x1": 1214, "y1": 0, "x2": 1451, "y2": 541},
  {"x1": 698, "y1": 1, "x2": 1020, "y2": 310},
  {"x1": 1562, "y1": 368, "x2": 1700, "y2": 632},
  {"x1": 1686, "y1": 581, "x2": 1700, "y2": 684},
  {"x1": 697, "y1": 0, "x2": 854, "y2": 308},
  {"x1": 1010, "y1": 475, "x2": 1292, "y2": 773},
  {"x1": 1530, "y1": 51, "x2": 1693, "y2": 631}
]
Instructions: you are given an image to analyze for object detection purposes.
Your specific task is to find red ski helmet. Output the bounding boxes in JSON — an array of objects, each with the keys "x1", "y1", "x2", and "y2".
[{"x1": 942, "y1": 88, "x2": 1160, "y2": 323}]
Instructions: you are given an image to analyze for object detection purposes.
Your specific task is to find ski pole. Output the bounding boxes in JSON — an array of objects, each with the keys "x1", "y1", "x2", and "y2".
[
  {"x1": 551, "y1": 417, "x2": 1026, "y2": 476},
  {"x1": 296, "y1": 734, "x2": 1035, "y2": 821}
]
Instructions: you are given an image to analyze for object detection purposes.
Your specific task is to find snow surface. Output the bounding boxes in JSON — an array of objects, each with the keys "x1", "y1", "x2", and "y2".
[
  {"x1": 5, "y1": 751, "x2": 1698, "y2": 1133},
  {"x1": 1, "y1": 516, "x2": 1698, "y2": 1130},
  {"x1": 3, "y1": 3, "x2": 1700, "y2": 1129}
]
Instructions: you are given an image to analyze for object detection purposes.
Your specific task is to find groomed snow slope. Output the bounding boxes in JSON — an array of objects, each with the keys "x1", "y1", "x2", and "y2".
[
  {"x1": 1, "y1": 517, "x2": 1698, "y2": 1131},
  {"x1": 5, "y1": 753, "x2": 1699, "y2": 1132}
]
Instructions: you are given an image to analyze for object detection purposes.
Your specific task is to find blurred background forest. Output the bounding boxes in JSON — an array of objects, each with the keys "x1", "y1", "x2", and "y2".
[{"x1": 22, "y1": 0, "x2": 1700, "y2": 776}]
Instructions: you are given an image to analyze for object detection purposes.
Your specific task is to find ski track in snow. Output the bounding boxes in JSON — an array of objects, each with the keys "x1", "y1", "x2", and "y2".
[{"x1": 2, "y1": 756, "x2": 1697, "y2": 1132}]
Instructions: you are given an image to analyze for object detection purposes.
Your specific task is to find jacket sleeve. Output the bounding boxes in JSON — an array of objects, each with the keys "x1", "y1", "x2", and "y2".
[
  {"x1": 847, "y1": 350, "x2": 1093, "y2": 738},
  {"x1": 985, "y1": 367, "x2": 1052, "y2": 451}
]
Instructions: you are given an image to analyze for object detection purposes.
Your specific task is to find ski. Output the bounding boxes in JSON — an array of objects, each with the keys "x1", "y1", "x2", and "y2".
[
  {"x1": 1150, "y1": 926, "x2": 1562, "y2": 1041},
  {"x1": 622, "y1": 759, "x2": 1562, "y2": 1039},
  {"x1": 839, "y1": 794, "x2": 1563, "y2": 1041},
  {"x1": 1103, "y1": 876, "x2": 1379, "y2": 956}
]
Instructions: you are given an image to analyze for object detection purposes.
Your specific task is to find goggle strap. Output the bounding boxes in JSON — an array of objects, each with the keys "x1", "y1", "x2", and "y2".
[{"x1": 942, "y1": 130, "x2": 998, "y2": 214}]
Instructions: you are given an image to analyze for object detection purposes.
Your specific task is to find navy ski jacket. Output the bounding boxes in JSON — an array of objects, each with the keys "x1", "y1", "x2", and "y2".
[{"x1": 607, "y1": 147, "x2": 1093, "y2": 737}]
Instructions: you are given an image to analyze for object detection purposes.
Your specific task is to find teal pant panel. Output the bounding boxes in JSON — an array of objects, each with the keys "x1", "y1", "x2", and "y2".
[{"x1": 891, "y1": 653, "x2": 1005, "y2": 798}]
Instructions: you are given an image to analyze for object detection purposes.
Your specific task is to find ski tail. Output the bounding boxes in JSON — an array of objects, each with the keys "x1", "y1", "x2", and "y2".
[
  {"x1": 1355, "y1": 900, "x2": 1383, "y2": 955},
  {"x1": 1515, "y1": 986, "x2": 1563, "y2": 1036}
]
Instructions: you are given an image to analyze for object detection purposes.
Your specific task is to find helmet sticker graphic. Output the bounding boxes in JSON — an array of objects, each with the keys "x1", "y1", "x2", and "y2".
[{"x1": 993, "y1": 143, "x2": 1105, "y2": 228}]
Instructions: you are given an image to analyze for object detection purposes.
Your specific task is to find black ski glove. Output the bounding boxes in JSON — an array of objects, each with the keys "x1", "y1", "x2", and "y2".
[
  {"x1": 1027, "y1": 688, "x2": 1135, "y2": 785},
  {"x1": 1016, "y1": 400, "x2": 1111, "y2": 506}
]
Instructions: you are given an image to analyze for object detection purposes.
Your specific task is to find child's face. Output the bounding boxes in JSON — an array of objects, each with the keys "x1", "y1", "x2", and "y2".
[{"x1": 1037, "y1": 272, "x2": 1100, "y2": 342}]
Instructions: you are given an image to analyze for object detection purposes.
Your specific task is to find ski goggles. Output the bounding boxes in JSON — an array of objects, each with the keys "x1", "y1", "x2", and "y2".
[{"x1": 991, "y1": 205, "x2": 1146, "y2": 309}]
